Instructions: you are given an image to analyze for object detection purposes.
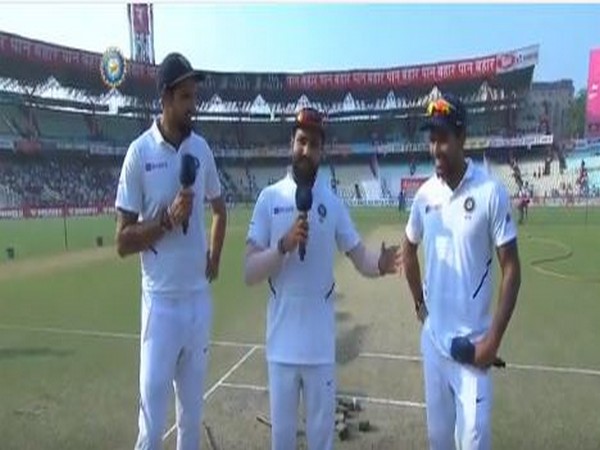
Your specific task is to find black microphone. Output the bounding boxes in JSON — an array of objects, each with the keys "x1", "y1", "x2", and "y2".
[
  {"x1": 179, "y1": 153, "x2": 199, "y2": 235},
  {"x1": 295, "y1": 185, "x2": 313, "y2": 261}
]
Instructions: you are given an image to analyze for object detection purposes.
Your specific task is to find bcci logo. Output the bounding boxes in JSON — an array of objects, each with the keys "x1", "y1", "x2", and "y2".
[
  {"x1": 317, "y1": 204, "x2": 327, "y2": 223},
  {"x1": 464, "y1": 197, "x2": 475, "y2": 213},
  {"x1": 100, "y1": 47, "x2": 127, "y2": 89}
]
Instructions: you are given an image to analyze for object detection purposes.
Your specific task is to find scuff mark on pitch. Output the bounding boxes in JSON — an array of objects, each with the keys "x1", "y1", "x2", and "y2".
[{"x1": 336, "y1": 311, "x2": 352, "y2": 322}]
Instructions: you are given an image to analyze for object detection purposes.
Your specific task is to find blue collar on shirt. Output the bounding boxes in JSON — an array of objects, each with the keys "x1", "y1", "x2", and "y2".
[
  {"x1": 437, "y1": 158, "x2": 476, "y2": 195},
  {"x1": 150, "y1": 118, "x2": 193, "y2": 151}
]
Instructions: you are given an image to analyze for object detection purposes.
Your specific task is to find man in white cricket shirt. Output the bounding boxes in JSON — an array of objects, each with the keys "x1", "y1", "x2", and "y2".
[
  {"x1": 115, "y1": 53, "x2": 227, "y2": 450},
  {"x1": 402, "y1": 95, "x2": 522, "y2": 450},
  {"x1": 244, "y1": 108, "x2": 402, "y2": 450}
]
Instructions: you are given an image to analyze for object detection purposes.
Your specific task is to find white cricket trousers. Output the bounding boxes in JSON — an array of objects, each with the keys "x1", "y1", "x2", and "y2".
[
  {"x1": 267, "y1": 362, "x2": 336, "y2": 450},
  {"x1": 134, "y1": 289, "x2": 212, "y2": 450},
  {"x1": 421, "y1": 328, "x2": 493, "y2": 450}
]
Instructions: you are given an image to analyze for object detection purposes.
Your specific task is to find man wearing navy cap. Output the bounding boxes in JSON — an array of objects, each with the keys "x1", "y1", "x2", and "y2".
[
  {"x1": 115, "y1": 52, "x2": 227, "y2": 450},
  {"x1": 402, "y1": 94, "x2": 521, "y2": 449}
]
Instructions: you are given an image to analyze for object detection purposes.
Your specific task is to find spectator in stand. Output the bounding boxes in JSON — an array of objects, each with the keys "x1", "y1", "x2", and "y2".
[
  {"x1": 409, "y1": 159, "x2": 417, "y2": 176},
  {"x1": 0, "y1": 157, "x2": 119, "y2": 208}
]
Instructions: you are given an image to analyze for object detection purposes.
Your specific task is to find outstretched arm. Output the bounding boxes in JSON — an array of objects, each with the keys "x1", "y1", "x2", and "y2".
[
  {"x1": 402, "y1": 234, "x2": 427, "y2": 322},
  {"x1": 346, "y1": 242, "x2": 400, "y2": 278}
]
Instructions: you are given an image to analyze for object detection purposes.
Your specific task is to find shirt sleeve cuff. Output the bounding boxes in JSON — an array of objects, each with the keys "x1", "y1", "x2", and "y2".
[
  {"x1": 115, "y1": 201, "x2": 140, "y2": 215},
  {"x1": 405, "y1": 225, "x2": 421, "y2": 245},
  {"x1": 495, "y1": 233, "x2": 517, "y2": 248},
  {"x1": 206, "y1": 188, "x2": 222, "y2": 201},
  {"x1": 340, "y1": 234, "x2": 361, "y2": 254},
  {"x1": 246, "y1": 233, "x2": 268, "y2": 249}
]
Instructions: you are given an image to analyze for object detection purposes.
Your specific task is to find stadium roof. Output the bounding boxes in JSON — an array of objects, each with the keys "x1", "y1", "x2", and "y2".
[{"x1": 0, "y1": 30, "x2": 537, "y2": 104}]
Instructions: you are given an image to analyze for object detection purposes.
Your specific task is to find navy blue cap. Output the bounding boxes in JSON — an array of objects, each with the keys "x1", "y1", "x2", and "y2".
[
  {"x1": 156, "y1": 53, "x2": 204, "y2": 95},
  {"x1": 421, "y1": 94, "x2": 467, "y2": 134}
]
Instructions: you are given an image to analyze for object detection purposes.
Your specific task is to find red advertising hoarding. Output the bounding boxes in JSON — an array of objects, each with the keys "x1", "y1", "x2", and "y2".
[
  {"x1": 286, "y1": 45, "x2": 539, "y2": 91},
  {"x1": 586, "y1": 48, "x2": 600, "y2": 138}
]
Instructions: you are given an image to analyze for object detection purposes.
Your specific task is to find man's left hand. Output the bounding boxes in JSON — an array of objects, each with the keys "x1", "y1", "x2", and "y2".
[
  {"x1": 473, "y1": 335, "x2": 499, "y2": 369},
  {"x1": 206, "y1": 251, "x2": 220, "y2": 283},
  {"x1": 378, "y1": 242, "x2": 401, "y2": 275}
]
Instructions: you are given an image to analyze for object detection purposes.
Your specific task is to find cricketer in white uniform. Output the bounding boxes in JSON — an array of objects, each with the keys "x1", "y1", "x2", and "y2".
[
  {"x1": 403, "y1": 95, "x2": 521, "y2": 450},
  {"x1": 244, "y1": 108, "x2": 402, "y2": 450},
  {"x1": 115, "y1": 53, "x2": 227, "y2": 450}
]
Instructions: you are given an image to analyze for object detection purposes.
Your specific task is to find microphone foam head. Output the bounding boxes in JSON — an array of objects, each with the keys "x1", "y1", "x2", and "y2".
[
  {"x1": 295, "y1": 185, "x2": 313, "y2": 212},
  {"x1": 180, "y1": 154, "x2": 199, "y2": 187}
]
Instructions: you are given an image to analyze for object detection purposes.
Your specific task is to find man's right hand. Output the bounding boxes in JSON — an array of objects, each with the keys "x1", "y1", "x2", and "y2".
[
  {"x1": 168, "y1": 187, "x2": 194, "y2": 227},
  {"x1": 280, "y1": 216, "x2": 308, "y2": 253}
]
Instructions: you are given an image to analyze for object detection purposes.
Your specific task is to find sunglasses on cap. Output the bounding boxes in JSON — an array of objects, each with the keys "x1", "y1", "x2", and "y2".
[
  {"x1": 426, "y1": 98, "x2": 453, "y2": 118},
  {"x1": 422, "y1": 96, "x2": 466, "y2": 133}
]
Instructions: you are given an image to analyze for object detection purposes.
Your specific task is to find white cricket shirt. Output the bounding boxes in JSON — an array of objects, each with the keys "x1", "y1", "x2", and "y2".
[
  {"x1": 115, "y1": 120, "x2": 221, "y2": 297},
  {"x1": 405, "y1": 160, "x2": 517, "y2": 358},
  {"x1": 247, "y1": 170, "x2": 361, "y2": 365}
]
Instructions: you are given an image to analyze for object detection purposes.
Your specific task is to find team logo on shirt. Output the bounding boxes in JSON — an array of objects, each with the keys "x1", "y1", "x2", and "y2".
[
  {"x1": 317, "y1": 203, "x2": 327, "y2": 222},
  {"x1": 425, "y1": 204, "x2": 441, "y2": 214},
  {"x1": 464, "y1": 197, "x2": 475, "y2": 213}
]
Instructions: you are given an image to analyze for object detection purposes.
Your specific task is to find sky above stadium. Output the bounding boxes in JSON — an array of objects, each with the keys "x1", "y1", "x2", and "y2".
[{"x1": 0, "y1": 2, "x2": 598, "y2": 90}]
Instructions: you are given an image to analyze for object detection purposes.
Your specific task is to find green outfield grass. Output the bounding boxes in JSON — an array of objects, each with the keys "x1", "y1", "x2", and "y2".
[{"x1": 0, "y1": 207, "x2": 599, "y2": 449}]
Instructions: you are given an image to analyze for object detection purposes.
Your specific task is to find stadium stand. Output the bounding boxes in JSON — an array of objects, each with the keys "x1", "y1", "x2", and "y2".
[
  {"x1": 0, "y1": 154, "x2": 119, "y2": 208},
  {"x1": 96, "y1": 114, "x2": 143, "y2": 144},
  {"x1": 1, "y1": 31, "x2": 594, "y2": 216},
  {"x1": 34, "y1": 108, "x2": 89, "y2": 140}
]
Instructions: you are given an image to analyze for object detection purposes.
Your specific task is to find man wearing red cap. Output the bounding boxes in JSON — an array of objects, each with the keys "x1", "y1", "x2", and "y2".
[{"x1": 244, "y1": 107, "x2": 402, "y2": 450}]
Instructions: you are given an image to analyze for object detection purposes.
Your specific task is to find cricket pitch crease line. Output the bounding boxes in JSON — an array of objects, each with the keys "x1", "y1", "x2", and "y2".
[
  {"x1": 3, "y1": 324, "x2": 600, "y2": 378},
  {"x1": 0, "y1": 324, "x2": 264, "y2": 349},
  {"x1": 358, "y1": 352, "x2": 600, "y2": 377},
  {"x1": 162, "y1": 345, "x2": 259, "y2": 442},
  {"x1": 220, "y1": 381, "x2": 426, "y2": 409}
]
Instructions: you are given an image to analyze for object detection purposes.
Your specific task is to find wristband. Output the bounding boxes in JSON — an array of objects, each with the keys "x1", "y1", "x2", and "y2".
[{"x1": 160, "y1": 208, "x2": 173, "y2": 232}]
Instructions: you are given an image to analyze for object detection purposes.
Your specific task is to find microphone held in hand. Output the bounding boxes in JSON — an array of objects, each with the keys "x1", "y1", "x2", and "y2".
[
  {"x1": 450, "y1": 336, "x2": 475, "y2": 365},
  {"x1": 450, "y1": 336, "x2": 507, "y2": 369},
  {"x1": 179, "y1": 153, "x2": 199, "y2": 235},
  {"x1": 292, "y1": 154, "x2": 317, "y2": 261},
  {"x1": 295, "y1": 185, "x2": 313, "y2": 261}
]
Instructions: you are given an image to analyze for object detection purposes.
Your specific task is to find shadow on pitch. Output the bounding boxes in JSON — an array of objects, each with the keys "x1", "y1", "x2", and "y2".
[
  {"x1": 336, "y1": 324, "x2": 368, "y2": 366},
  {"x1": 0, "y1": 347, "x2": 73, "y2": 361}
]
